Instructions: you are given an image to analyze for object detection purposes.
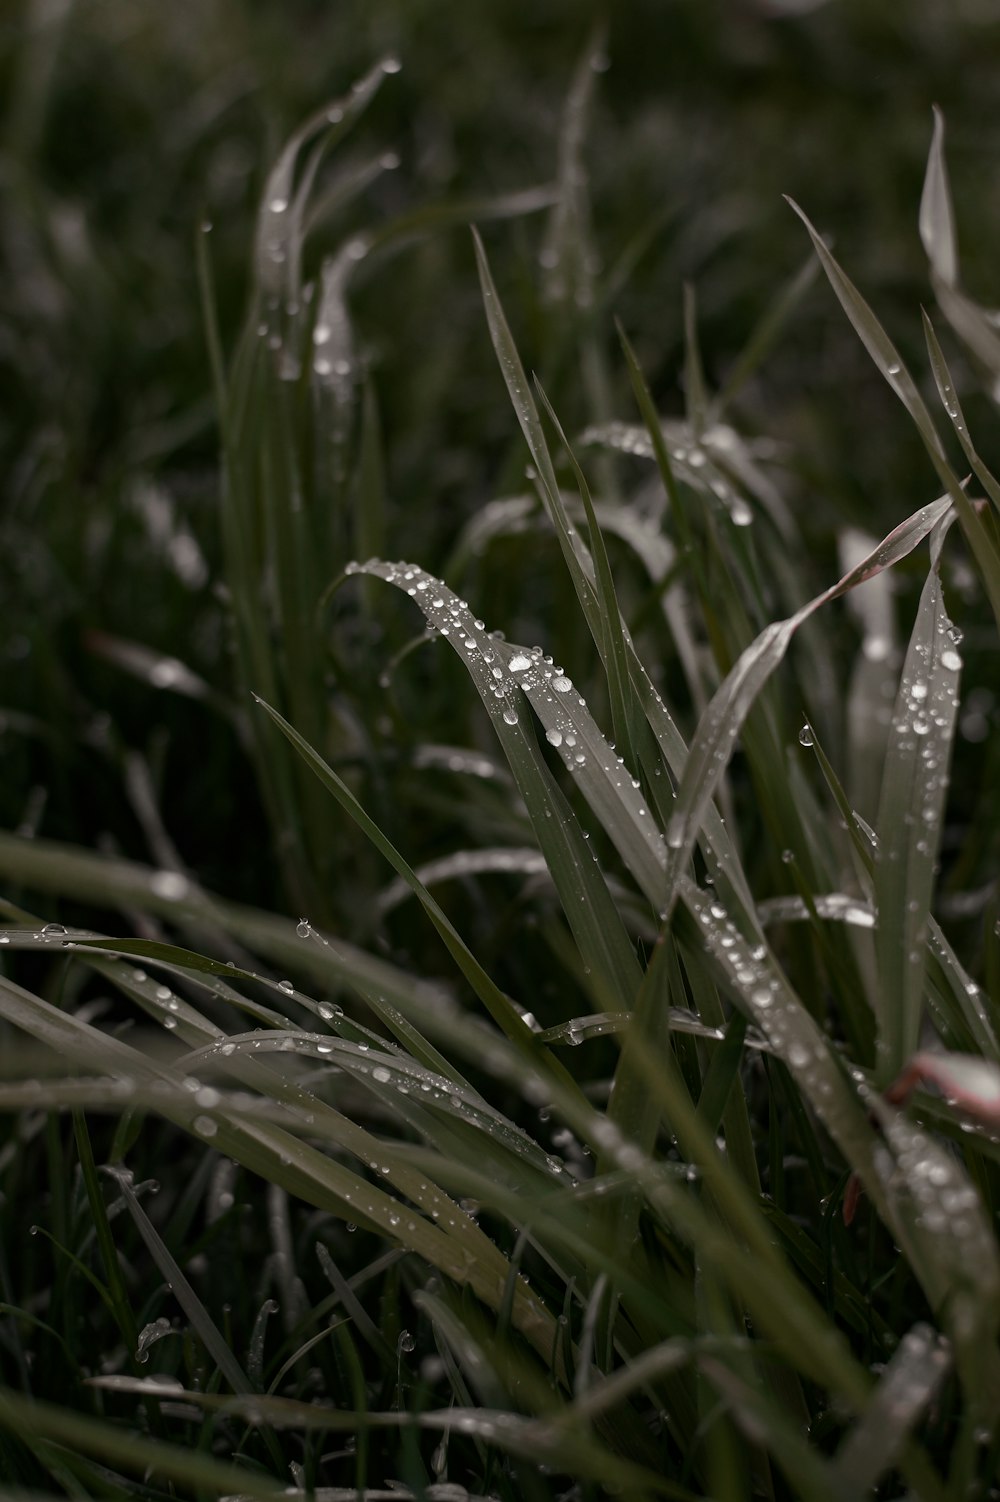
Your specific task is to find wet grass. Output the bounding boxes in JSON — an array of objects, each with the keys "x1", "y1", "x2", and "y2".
[{"x1": 3, "y1": 5, "x2": 1000, "y2": 1499}]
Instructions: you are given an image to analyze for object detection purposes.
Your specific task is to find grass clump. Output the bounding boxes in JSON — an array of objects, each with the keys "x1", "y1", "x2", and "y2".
[{"x1": 3, "y1": 14, "x2": 1000, "y2": 1502}]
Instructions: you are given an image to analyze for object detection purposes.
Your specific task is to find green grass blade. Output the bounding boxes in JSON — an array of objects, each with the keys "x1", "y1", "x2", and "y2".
[
  {"x1": 789, "y1": 197, "x2": 1000, "y2": 625},
  {"x1": 253, "y1": 691, "x2": 558, "y2": 1056},
  {"x1": 919, "y1": 106, "x2": 958, "y2": 288},
  {"x1": 786, "y1": 197, "x2": 945, "y2": 461},
  {"x1": 0, "y1": 1387, "x2": 284, "y2": 1498},
  {"x1": 923, "y1": 310, "x2": 1000, "y2": 515},
  {"x1": 534, "y1": 380, "x2": 641, "y2": 772},
  {"x1": 343, "y1": 559, "x2": 645, "y2": 1014},
  {"x1": 832, "y1": 1323, "x2": 950, "y2": 1496},
  {"x1": 874, "y1": 547, "x2": 962, "y2": 1079},
  {"x1": 660, "y1": 496, "x2": 953, "y2": 922},
  {"x1": 102, "y1": 1165, "x2": 256, "y2": 1399},
  {"x1": 682, "y1": 282, "x2": 709, "y2": 436}
]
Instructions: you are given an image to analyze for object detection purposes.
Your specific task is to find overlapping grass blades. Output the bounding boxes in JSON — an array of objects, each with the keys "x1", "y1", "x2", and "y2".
[{"x1": 5, "y1": 60, "x2": 1000, "y2": 1502}]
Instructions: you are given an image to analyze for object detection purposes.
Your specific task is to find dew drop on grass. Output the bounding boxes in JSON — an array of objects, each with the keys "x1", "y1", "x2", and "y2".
[
  {"x1": 798, "y1": 724, "x2": 814, "y2": 747},
  {"x1": 194, "y1": 1115, "x2": 218, "y2": 1138},
  {"x1": 296, "y1": 919, "x2": 311, "y2": 937},
  {"x1": 941, "y1": 649, "x2": 962, "y2": 672},
  {"x1": 135, "y1": 1316, "x2": 172, "y2": 1363},
  {"x1": 502, "y1": 706, "x2": 519, "y2": 726},
  {"x1": 545, "y1": 728, "x2": 563, "y2": 747},
  {"x1": 277, "y1": 980, "x2": 294, "y2": 994},
  {"x1": 372, "y1": 1066, "x2": 392, "y2": 1084},
  {"x1": 399, "y1": 1330, "x2": 416, "y2": 1353},
  {"x1": 40, "y1": 923, "x2": 67, "y2": 937}
]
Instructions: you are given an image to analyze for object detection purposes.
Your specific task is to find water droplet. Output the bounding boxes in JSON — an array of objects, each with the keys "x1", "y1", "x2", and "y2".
[
  {"x1": 269, "y1": 196, "x2": 289, "y2": 214},
  {"x1": 135, "y1": 1317, "x2": 172, "y2": 1363},
  {"x1": 277, "y1": 980, "x2": 295, "y2": 994},
  {"x1": 508, "y1": 653, "x2": 532, "y2": 673},
  {"x1": 502, "y1": 707, "x2": 519, "y2": 726},
  {"x1": 381, "y1": 54, "x2": 402, "y2": 73},
  {"x1": 296, "y1": 920, "x2": 312, "y2": 938},
  {"x1": 798, "y1": 724, "x2": 814, "y2": 747},
  {"x1": 545, "y1": 728, "x2": 563, "y2": 747},
  {"x1": 399, "y1": 1330, "x2": 416, "y2": 1352},
  {"x1": 372, "y1": 1066, "x2": 391, "y2": 1084},
  {"x1": 552, "y1": 675, "x2": 572, "y2": 693},
  {"x1": 941, "y1": 649, "x2": 962, "y2": 672}
]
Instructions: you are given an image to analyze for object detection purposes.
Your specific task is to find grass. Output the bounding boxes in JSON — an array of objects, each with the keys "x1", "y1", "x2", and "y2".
[{"x1": 3, "y1": 5, "x2": 1000, "y2": 1499}]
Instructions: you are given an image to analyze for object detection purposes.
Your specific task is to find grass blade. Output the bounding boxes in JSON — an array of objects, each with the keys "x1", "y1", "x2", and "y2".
[
  {"x1": 919, "y1": 106, "x2": 958, "y2": 289},
  {"x1": 874, "y1": 545, "x2": 962, "y2": 1079},
  {"x1": 786, "y1": 196, "x2": 945, "y2": 461}
]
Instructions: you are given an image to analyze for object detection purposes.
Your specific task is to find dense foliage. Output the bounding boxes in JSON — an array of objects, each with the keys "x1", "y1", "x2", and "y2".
[{"x1": 2, "y1": 4, "x2": 1000, "y2": 1498}]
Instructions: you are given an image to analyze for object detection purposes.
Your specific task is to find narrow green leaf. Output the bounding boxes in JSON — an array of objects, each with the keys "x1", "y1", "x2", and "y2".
[
  {"x1": 0, "y1": 1386, "x2": 284, "y2": 1498},
  {"x1": 923, "y1": 310, "x2": 1000, "y2": 515},
  {"x1": 832, "y1": 1325, "x2": 951, "y2": 1498},
  {"x1": 534, "y1": 380, "x2": 640, "y2": 772},
  {"x1": 874, "y1": 554, "x2": 962, "y2": 1078},
  {"x1": 660, "y1": 496, "x2": 954, "y2": 923},
  {"x1": 790, "y1": 196, "x2": 1000, "y2": 625},
  {"x1": 682, "y1": 282, "x2": 709, "y2": 436},
  {"x1": 786, "y1": 197, "x2": 945, "y2": 460},
  {"x1": 103, "y1": 1166, "x2": 255, "y2": 1398},
  {"x1": 253, "y1": 691, "x2": 557, "y2": 1057},
  {"x1": 341, "y1": 558, "x2": 645, "y2": 1015},
  {"x1": 919, "y1": 106, "x2": 958, "y2": 288}
]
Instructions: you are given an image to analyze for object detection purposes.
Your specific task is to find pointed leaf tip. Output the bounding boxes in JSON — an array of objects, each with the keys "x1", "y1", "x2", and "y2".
[{"x1": 920, "y1": 105, "x2": 958, "y2": 289}]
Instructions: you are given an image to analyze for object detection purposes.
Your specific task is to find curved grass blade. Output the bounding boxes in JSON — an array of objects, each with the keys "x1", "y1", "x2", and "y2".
[
  {"x1": 102, "y1": 1165, "x2": 255, "y2": 1400},
  {"x1": 832, "y1": 1326, "x2": 950, "y2": 1497},
  {"x1": 254, "y1": 60, "x2": 392, "y2": 307},
  {"x1": 919, "y1": 106, "x2": 958, "y2": 289},
  {"x1": 0, "y1": 970, "x2": 564, "y2": 1368},
  {"x1": 253, "y1": 691, "x2": 570, "y2": 1065},
  {"x1": 660, "y1": 494, "x2": 954, "y2": 922},
  {"x1": 789, "y1": 196, "x2": 1000, "y2": 625},
  {"x1": 866, "y1": 1092, "x2": 1000, "y2": 1414},
  {"x1": 0, "y1": 1386, "x2": 284, "y2": 1499},
  {"x1": 786, "y1": 197, "x2": 945, "y2": 461},
  {"x1": 923, "y1": 311, "x2": 1000, "y2": 515},
  {"x1": 377, "y1": 846, "x2": 548, "y2": 913},
  {"x1": 807, "y1": 734, "x2": 1000, "y2": 1061},
  {"x1": 340, "y1": 559, "x2": 645, "y2": 1015}
]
